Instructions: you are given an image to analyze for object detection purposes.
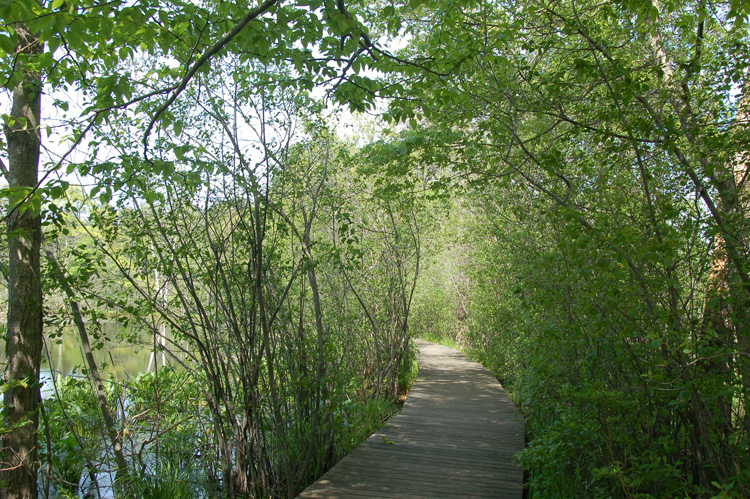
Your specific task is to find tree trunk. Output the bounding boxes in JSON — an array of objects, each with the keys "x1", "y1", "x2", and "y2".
[
  {"x1": 1, "y1": 24, "x2": 43, "y2": 499},
  {"x1": 697, "y1": 71, "x2": 750, "y2": 481}
]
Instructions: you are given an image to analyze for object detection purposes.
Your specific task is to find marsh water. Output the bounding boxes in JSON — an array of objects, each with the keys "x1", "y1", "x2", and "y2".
[
  {"x1": 0, "y1": 322, "x2": 187, "y2": 398},
  {"x1": 0, "y1": 322, "x2": 192, "y2": 498}
]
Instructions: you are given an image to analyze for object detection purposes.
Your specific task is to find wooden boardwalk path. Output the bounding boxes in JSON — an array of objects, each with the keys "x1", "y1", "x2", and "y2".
[{"x1": 296, "y1": 339, "x2": 525, "y2": 498}]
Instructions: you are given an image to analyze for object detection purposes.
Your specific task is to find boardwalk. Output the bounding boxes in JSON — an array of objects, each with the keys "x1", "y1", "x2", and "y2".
[{"x1": 296, "y1": 339, "x2": 525, "y2": 498}]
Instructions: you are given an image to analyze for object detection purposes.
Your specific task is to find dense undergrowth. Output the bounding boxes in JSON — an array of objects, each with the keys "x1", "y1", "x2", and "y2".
[
  {"x1": 41, "y1": 367, "x2": 410, "y2": 498},
  {"x1": 411, "y1": 187, "x2": 750, "y2": 498},
  {"x1": 7, "y1": 118, "x2": 427, "y2": 498}
]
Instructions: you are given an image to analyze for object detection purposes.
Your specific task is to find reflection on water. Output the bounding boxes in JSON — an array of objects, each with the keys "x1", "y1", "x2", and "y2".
[
  {"x1": 0, "y1": 322, "x2": 187, "y2": 398},
  {"x1": 1, "y1": 322, "x2": 193, "y2": 498}
]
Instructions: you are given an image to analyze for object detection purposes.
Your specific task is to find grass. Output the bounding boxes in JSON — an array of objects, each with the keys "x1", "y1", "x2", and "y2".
[
  {"x1": 337, "y1": 398, "x2": 401, "y2": 453},
  {"x1": 417, "y1": 332, "x2": 461, "y2": 350}
]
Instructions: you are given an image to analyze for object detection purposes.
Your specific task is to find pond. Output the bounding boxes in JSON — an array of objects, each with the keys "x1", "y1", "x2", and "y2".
[
  {"x1": 0, "y1": 321, "x2": 188, "y2": 399},
  {"x1": 1, "y1": 322, "x2": 195, "y2": 498}
]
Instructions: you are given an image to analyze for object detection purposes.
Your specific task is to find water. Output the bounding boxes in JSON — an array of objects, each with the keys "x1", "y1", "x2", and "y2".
[
  {"x1": 0, "y1": 322, "x2": 192, "y2": 498},
  {"x1": 0, "y1": 322, "x2": 187, "y2": 399}
]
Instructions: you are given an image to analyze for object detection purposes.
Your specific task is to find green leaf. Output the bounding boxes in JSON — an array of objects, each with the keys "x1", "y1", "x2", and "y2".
[
  {"x1": 99, "y1": 190, "x2": 111, "y2": 205},
  {"x1": 648, "y1": 6, "x2": 659, "y2": 22},
  {"x1": 0, "y1": 32, "x2": 15, "y2": 56}
]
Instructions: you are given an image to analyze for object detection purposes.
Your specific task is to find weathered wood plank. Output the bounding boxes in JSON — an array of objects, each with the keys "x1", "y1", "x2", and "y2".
[{"x1": 296, "y1": 340, "x2": 525, "y2": 498}]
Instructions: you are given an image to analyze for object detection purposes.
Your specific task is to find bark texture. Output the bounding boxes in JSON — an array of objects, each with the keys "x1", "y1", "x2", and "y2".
[{"x1": 2, "y1": 25, "x2": 43, "y2": 499}]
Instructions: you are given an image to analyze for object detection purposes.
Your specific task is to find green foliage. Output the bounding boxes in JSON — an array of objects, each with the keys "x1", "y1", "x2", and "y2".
[
  {"x1": 449, "y1": 177, "x2": 750, "y2": 497},
  {"x1": 393, "y1": 0, "x2": 750, "y2": 495},
  {"x1": 6, "y1": 0, "x2": 750, "y2": 497},
  {"x1": 123, "y1": 458, "x2": 194, "y2": 499},
  {"x1": 38, "y1": 368, "x2": 218, "y2": 498},
  {"x1": 40, "y1": 375, "x2": 106, "y2": 497},
  {"x1": 397, "y1": 342, "x2": 419, "y2": 394},
  {"x1": 33, "y1": 78, "x2": 424, "y2": 497},
  {"x1": 334, "y1": 398, "x2": 400, "y2": 453}
]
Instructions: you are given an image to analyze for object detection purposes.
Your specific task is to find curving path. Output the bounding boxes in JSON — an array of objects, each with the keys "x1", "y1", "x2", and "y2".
[{"x1": 296, "y1": 339, "x2": 525, "y2": 498}]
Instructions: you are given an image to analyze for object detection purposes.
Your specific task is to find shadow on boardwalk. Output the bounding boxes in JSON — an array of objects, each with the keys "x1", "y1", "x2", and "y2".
[{"x1": 296, "y1": 339, "x2": 525, "y2": 498}]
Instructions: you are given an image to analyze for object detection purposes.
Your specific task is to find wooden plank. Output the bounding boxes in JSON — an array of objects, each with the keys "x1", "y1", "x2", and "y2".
[{"x1": 296, "y1": 340, "x2": 525, "y2": 498}]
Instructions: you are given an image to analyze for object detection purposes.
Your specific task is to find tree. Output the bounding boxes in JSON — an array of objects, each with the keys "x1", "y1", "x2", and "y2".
[
  {"x1": 1, "y1": 1, "x2": 392, "y2": 496},
  {"x1": 381, "y1": 0, "x2": 750, "y2": 494},
  {"x1": 2, "y1": 22, "x2": 43, "y2": 499}
]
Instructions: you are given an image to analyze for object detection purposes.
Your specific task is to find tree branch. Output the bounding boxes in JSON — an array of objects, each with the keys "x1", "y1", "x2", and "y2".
[{"x1": 142, "y1": 0, "x2": 280, "y2": 159}]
